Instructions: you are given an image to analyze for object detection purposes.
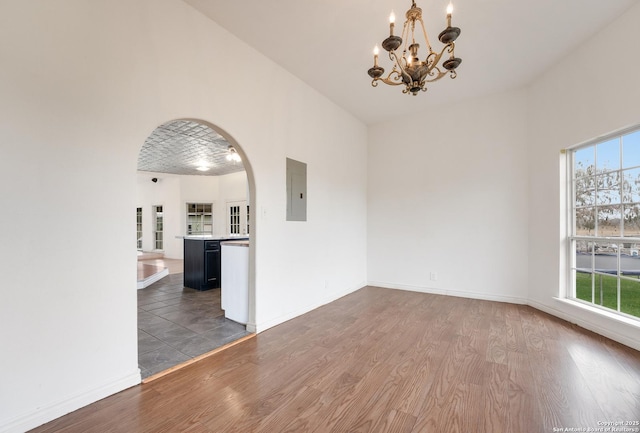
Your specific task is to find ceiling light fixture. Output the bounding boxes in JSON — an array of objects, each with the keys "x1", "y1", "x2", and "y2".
[
  {"x1": 226, "y1": 146, "x2": 241, "y2": 163},
  {"x1": 196, "y1": 166, "x2": 210, "y2": 172},
  {"x1": 367, "y1": 1, "x2": 462, "y2": 95}
]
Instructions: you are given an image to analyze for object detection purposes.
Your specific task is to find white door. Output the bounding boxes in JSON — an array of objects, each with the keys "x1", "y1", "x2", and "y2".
[{"x1": 226, "y1": 201, "x2": 249, "y2": 236}]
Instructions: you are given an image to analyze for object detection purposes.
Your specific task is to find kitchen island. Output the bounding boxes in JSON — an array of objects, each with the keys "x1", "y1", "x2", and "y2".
[{"x1": 183, "y1": 236, "x2": 248, "y2": 291}]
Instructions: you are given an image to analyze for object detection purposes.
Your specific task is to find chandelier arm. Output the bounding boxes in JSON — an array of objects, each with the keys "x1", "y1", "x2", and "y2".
[
  {"x1": 401, "y1": 20, "x2": 411, "y2": 62},
  {"x1": 425, "y1": 42, "x2": 451, "y2": 72},
  {"x1": 389, "y1": 50, "x2": 411, "y2": 81},
  {"x1": 418, "y1": 17, "x2": 433, "y2": 53},
  {"x1": 379, "y1": 69, "x2": 404, "y2": 86},
  {"x1": 447, "y1": 41, "x2": 456, "y2": 55},
  {"x1": 424, "y1": 67, "x2": 448, "y2": 82}
]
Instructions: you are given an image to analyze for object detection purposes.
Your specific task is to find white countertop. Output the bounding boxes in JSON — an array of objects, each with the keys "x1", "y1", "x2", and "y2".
[{"x1": 183, "y1": 235, "x2": 249, "y2": 241}]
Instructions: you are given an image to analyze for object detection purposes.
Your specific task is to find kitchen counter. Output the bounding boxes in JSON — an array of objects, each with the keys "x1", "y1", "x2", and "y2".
[{"x1": 183, "y1": 235, "x2": 248, "y2": 241}]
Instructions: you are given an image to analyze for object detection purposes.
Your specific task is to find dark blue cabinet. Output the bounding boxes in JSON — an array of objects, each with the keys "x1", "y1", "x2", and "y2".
[{"x1": 184, "y1": 238, "x2": 221, "y2": 291}]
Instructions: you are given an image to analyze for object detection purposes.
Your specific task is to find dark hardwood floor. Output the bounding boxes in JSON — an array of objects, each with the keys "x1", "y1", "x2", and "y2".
[{"x1": 31, "y1": 286, "x2": 640, "y2": 432}]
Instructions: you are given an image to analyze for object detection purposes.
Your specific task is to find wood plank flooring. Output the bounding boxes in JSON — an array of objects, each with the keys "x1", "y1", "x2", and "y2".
[{"x1": 30, "y1": 286, "x2": 640, "y2": 433}]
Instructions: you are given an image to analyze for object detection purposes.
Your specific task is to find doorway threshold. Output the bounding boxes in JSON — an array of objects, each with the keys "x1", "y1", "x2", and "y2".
[{"x1": 142, "y1": 332, "x2": 255, "y2": 383}]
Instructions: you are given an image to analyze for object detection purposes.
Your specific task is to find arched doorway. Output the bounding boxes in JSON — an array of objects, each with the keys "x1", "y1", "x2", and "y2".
[{"x1": 135, "y1": 119, "x2": 256, "y2": 380}]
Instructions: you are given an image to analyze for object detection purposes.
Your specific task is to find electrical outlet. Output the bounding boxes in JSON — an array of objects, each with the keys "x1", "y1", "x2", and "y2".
[{"x1": 430, "y1": 272, "x2": 438, "y2": 281}]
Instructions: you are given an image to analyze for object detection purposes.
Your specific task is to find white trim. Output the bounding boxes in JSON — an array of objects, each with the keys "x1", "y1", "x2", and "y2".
[
  {"x1": 1, "y1": 370, "x2": 141, "y2": 433},
  {"x1": 528, "y1": 297, "x2": 640, "y2": 351},
  {"x1": 253, "y1": 281, "x2": 366, "y2": 333},
  {"x1": 369, "y1": 282, "x2": 640, "y2": 351},
  {"x1": 137, "y1": 268, "x2": 169, "y2": 289},
  {"x1": 367, "y1": 280, "x2": 528, "y2": 305},
  {"x1": 226, "y1": 199, "x2": 248, "y2": 236}
]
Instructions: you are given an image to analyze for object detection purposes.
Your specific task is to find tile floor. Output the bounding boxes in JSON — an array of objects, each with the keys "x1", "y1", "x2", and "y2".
[{"x1": 138, "y1": 272, "x2": 249, "y2": 379}]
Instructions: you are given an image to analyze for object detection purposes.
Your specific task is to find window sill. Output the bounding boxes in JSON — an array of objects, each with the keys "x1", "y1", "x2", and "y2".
[{"x1": 553, "y1": 297, "x2": 640, "y2": 329}]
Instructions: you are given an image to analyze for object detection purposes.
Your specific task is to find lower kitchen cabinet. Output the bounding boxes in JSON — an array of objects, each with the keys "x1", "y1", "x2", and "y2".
[{"x1": 184, "y1": 238, "x2": 221, "y2": 291}]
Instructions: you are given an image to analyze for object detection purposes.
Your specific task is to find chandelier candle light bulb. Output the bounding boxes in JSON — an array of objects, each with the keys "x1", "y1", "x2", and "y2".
[
  {"x1": 367, "y1": 0, "x2": 462, "y2": 95},
  {"x1": 389, "y1": 11, "x2": 395, "y2": 36}
]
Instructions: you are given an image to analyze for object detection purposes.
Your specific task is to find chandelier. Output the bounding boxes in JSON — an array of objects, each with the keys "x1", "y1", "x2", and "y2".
[{"x1": 367, "y1": 1, "x2": 461, "y2": 95}]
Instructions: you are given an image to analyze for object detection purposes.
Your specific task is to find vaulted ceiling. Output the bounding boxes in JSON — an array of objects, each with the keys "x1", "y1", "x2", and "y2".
[
  {"x1": 140, "y1": 1, "x2": 637, "y2": 175},
  {"x1": 183, "y1": 0, "x2": 638, "y2": 125}
]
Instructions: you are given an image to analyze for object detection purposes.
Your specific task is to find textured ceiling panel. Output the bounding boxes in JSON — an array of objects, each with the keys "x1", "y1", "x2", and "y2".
[{"x1": 138, "y1": 120, "x2": 245, "y2": 176}]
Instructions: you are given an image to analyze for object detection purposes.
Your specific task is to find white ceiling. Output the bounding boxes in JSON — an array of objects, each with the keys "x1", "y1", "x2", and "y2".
[{"x1": 183, "y1": 0, "x2": 638, "y2": 125}]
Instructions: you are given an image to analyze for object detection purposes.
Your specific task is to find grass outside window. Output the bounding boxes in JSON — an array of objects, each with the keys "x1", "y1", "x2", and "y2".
[{"x1": 575, "y1": 271, "x2": 640, "y2": 318}]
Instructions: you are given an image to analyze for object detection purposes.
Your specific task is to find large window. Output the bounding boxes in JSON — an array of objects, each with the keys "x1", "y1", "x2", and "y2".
[
  {"x1": 186, "y1": 203, "x2": 213, "y2": 235},
  {"x1": 569, "y1": 128, "x2": 640, "y2": 319}
]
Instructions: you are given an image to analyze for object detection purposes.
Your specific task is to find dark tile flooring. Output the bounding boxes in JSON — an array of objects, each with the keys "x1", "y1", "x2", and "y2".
[{"x1": 138, "y1": 273, "x2": 249, "y2": 379}]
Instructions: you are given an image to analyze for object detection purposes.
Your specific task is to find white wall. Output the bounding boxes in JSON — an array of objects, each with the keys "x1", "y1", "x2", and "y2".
[
  {"x1": 526, "y1": 2, "x2": 640, "y2": 350},
  {"x1": 137, "y1": 171, "x2": 248, "y2": 259},
  {"x1": 368, "y1": 89, "x2": 529, "y2": 303},
  {"x1": 367, "y1": 2, "x2": 640, "y2": 353},
  {"x1": 0, "y1": 1, "x2": 367, "y2": 431},
  {"x1": 137, "y1": 173, "x2": 182, "y2": 255}
]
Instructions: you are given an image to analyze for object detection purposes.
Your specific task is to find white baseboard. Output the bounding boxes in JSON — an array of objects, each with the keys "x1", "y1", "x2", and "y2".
[
  {"x1": 368, "y1": 281, "x2": 639, "y2": 352},
  {"x1": 527, "y1": 298, "x2": 640, "y2": 351},
  {"x1": 367, "y1": 280, "x2": 528, "y2": 305},
  {"x1": 137, "y1": 268, "x2": 169, "y2": 289},
  {"x1": 253, "y1": 281, "x2": 366, "y2": 333},
  {"x1": 1, "y1": 370, "x2": 141, "y2": 433}
]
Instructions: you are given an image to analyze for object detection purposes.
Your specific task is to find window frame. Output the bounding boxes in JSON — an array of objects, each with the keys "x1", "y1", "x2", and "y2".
[
  {"x1": 136, "y1": 207, "x2": 142, "y2": 250},
  {"x1": 186, "y1": 202, "x2": 214, "y2": 236},
  {"x1": 566, "y1": 126, "x2": 640, "y2": 321},
  {"x1": 153, "y1": 205, "x2": 163, "y2": 251},
  {"x1": 226, "y1": 200, "x2": 249, "y2": 236}
]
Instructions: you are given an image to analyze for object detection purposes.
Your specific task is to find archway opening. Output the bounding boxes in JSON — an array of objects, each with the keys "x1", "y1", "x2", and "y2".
[{"x1": 135, "y1": 119, "x2": 256, "y2": 380}]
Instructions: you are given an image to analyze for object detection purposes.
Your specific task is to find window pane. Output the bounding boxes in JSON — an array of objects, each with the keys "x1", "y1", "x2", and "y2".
[
  {"x1": 622, "y1": 168, "x2": 640, "y2": 203},
  {"x1": 575, "y1": 271, "x2": 593, "y2": 303},
  {"x1": 620, "y1": 249, "x2": 640, "y2": 276},
  {"x1": 595, "y1": 173, "x2": 620, "y2": 205},
  {"x1": 593, "y1": 273, "x2": 618, "y2": 310},
  {"x1": 597, "y1": 205, "x2": 621, "y2": 236},
  {"x1": 596, "y1": 138, "x2": 620, "y2": 172},
  {"x1": 576, "y1": 207, "x2": 595, "y2": 236},
  {"x1": 620, "y1": 276, "x2": 640, "y2": 317},
  {"x1": 622, "y1": 130, "x2": 640, "y2": 169},
  {"x1": 593, "y1": 243, "x2": 618, "y2": 273},
  {"x1": 623, "y1": 204, "x2": 640, "y2": 237},
  {"x1": 575, "y1": 176, "x2": 595, "y2": 207},
  {"x1": 575, "y1": 240, "x2": 593, "y2": 271},
  {"x1": 575, "y1": 146, "x2": 595, "y2": 177}
]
